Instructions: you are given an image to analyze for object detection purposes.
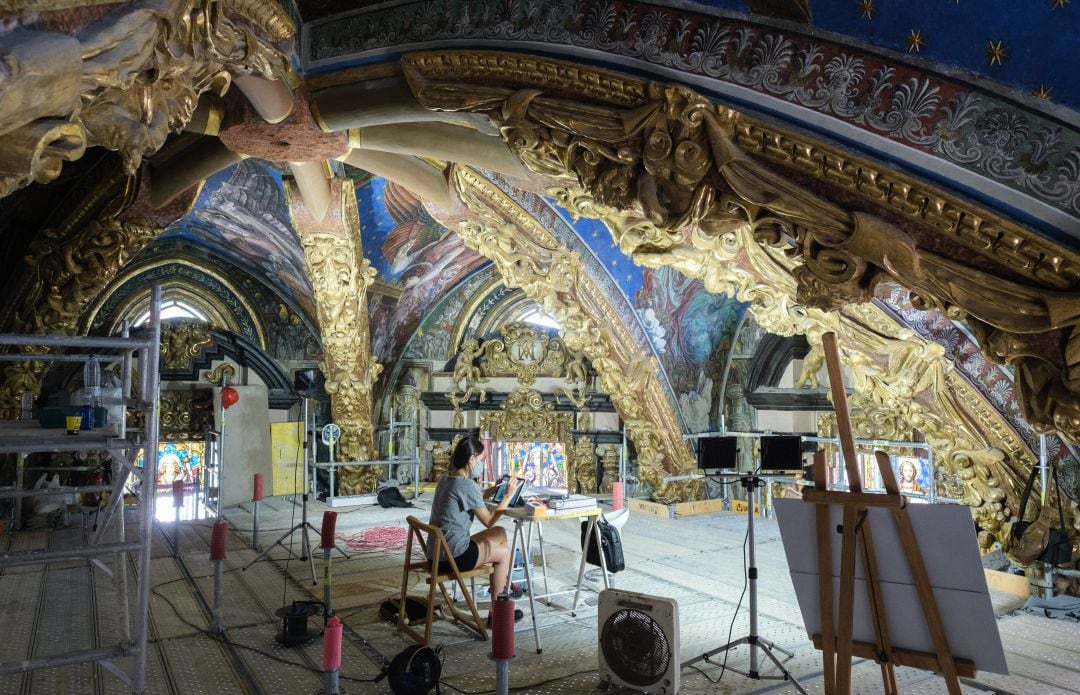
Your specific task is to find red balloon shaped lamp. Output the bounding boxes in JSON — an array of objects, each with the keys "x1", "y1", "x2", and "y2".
[{"x1": 222, "y1": 386, "x2": 240, "y2": 410}]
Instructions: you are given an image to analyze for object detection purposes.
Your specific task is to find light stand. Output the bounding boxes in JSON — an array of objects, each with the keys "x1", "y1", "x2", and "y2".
[
  {"x1": 681, "y1": 474, "x2": 807, "y2": 694},
  {"x1": 244, "y1": 395, "x2": 329, "y2": 584}
]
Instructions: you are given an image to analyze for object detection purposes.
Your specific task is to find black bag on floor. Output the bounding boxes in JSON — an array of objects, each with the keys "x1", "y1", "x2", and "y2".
[{"x1": 580, "y1": 518, "x2": 625, "y2": 573}]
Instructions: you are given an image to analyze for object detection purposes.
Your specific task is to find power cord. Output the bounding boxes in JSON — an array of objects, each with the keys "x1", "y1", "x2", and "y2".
[
  {"x1": 438, "y1": 668, "x2": 598, "y2": 694},
  {"x1": 690, "y1": 496, "x2": 751, "y2": 685},
  {"x1": 151, "y1": 584, "x2": 380, "y2": 684}
]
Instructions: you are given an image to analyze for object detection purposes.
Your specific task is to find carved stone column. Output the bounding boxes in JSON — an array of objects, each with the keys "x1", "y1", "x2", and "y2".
[{"x1": 286, "y1": 178, "x2": 381, "y2": 494}]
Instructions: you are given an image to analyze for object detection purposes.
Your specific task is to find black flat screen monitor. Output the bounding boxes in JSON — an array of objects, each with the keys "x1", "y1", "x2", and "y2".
[
  {"x1": 698, "y1": 436, "x2": 738, "y2": 470},
  {"x1": 760, "y1": 435, "x2": 803, "y2": 471}
]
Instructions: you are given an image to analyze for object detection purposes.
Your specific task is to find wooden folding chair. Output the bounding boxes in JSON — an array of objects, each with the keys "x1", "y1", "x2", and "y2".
[{"x1": 398, "y1": 515, "x2": 492, "y2": 645}]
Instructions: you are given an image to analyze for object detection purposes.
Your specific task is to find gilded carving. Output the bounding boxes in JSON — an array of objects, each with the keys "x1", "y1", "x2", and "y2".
[
  {"x1": 0, "y1": 0, "x2": 295, "y2": 195},
  {"x1": 598, "y1": 445, "x2": 619, "y2": 495},
  {"x1": 403, "y1": 50, "x2": 1080, "y2": 447},
  {"x1": 159, "y1": 389, "x2": 214, "y2": 438},
  {"x1": 451, "y1": 165, "x2": 695, "y2": 486},
  {"x1": 430, "y1": 441, "x2": 451, "y2": 482},
  {"x1": 202, "y1": 363, "x2": 237, "y2": 386},
  {"x1": 573, "y1": 437, "x2": 597, "y2": 494},
  {"x1": 447, "y1": 337, "x2": 487, "y2": 426},
  {"x1": 479, "y1": 388, "x2": 573, "y2": 444},
  {"x1": 0, "y1": 214, "x2": 158, "y2": 419},
  {"x1": 286, "y1": 179, "x2": 381, "y2": 494},
  {"x1": 478, "y1": 323, "x2": 572, "y2": 386},
  {"x1": 160, "y1": 321, "x2": 213, "y2": 370}
]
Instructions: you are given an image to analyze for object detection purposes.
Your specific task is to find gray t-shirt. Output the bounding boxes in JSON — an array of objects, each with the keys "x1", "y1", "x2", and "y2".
[{"x1": 428, "y1": 475, "x2": 485, "y2": 558}]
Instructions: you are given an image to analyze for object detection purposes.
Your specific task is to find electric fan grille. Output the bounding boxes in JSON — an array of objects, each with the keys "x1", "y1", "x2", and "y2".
[{"x1": 600, "y1": 607, "x2": 671, "y2": 687}]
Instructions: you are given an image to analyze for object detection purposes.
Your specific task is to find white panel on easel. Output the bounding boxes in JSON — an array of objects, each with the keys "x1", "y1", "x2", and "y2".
[{"x1": 774, "y1": 499, "x2": 1008, "y2": 675}]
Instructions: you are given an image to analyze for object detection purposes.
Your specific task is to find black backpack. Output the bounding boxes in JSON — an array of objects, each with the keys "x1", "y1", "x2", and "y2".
[
  {"x1": 378, "y1": 486, "x2": 414, "y2": 508},
  {"x1": 580, "y1": 518, "x2": 625, "y2": 572}
]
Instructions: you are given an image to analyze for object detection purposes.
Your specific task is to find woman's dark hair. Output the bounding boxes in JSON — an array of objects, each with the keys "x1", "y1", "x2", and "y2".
[{"x1": 451, "y1": 435, "x2": 484, "y2": 470}]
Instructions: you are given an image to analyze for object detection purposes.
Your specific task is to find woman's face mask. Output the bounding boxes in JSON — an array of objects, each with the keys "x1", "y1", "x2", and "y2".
[{"x1": 470, "y1": 456, "x2": 484, "y2": 478}]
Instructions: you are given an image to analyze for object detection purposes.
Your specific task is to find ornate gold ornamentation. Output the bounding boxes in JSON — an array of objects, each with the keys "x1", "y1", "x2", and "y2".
[
  {"x1": 159, "y1": 389, "x2": 213, "y2": 438},
  {"x1": 404, "y1": 50, "x2": 1080, "y2": 445},
  {"x1": 478, "y1": 322, "x2": 573, "y2": 386},
  {"x1": 451, "y1": 165, "x2": 695, "y2": 482},
  {"x1": 160, "y1": 321, "x2": 213, "y2": 370},
  {"x1": 286, "y1": 179, "x2": 381, "y2": 493},
  {"x1": 0, "y1": 213, "x2": 158, "y2": 418},
  {"x1": 479, "y1": 388, "x2": 573, "y2": 443},
  {"x1": 447, "y1": 337, "x2": 487, "y2": 424},
  {"x1": 0, "y1": 0, "x2": 294, "y2": 195},
  {"x1": 430, "y1": 441, "x2": 451, "y2": 482},
  {"x1": 598, "y1": 445, "x2": 619, "y2": 495},
  {"x1": 572, "y1": 437, "x2": 597, "y2": 494},
  {"x1": 407, "y1": 51, "x2": 1080, "y2": 525},
  {"x1": 202, "y1": 363, "x2": 237, "y2": 386}
]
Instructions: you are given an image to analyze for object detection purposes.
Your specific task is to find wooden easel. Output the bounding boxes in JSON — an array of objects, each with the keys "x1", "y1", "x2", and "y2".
[{"x1": 801, "y1": 332, "x2": 971, "y2": 694}]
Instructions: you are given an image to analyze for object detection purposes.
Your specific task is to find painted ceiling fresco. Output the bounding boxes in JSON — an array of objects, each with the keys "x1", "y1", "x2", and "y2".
[
  {"x1": 358, "y1": 178, "x2": 489, "y2": 366},
  {"x1": 153, "y1": 160, "x2": 317, "y2": 321},
  {"x1": 636, "y1": 266, "x2": 749, "y2": 433}
]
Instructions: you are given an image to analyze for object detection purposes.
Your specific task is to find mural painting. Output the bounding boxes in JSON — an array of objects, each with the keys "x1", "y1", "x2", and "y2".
[
  {"x1": 157, "y1": 161, "x2": 317, "y2": 320},
  {"x1": 634, "y1": 265, "x2": 749, "y2": 433},
  {"x1": 356, "y1": 178, "x2": 487, "y2": 367}
]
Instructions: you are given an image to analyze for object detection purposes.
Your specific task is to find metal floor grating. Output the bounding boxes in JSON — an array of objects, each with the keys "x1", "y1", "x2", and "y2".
[{"x1": 0, "y1": 502, "x2": 1076, "y2": 693}]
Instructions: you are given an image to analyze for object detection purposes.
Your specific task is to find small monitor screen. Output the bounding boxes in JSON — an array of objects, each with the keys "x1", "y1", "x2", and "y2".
[
  {"x1": 760, "y1": 435, "x2": 803, "y2": 471},
  {"x1": 698, "y1": 436, "x2": 738, "y2": 470},
  {"x1": 491, "y1": 477, "x2": 525, "y2": 506}
]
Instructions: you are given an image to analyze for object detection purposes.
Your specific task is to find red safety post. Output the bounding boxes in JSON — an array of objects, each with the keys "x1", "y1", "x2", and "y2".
[
  {"x1": 323, "y1": 615, "x2": 343, "y2": 694},
  {"x1": 321, "y1": 511, "x2": 338, "y2": 621},
  {"x1": 251, "y1": 473, "x2": 264, "y2": 550},
  {"x1": 210, "y1": 520, "x2": 228, "y2": 633},
  {"x1": 492, "y1": 596, "x2": 515, "y2": 694}
]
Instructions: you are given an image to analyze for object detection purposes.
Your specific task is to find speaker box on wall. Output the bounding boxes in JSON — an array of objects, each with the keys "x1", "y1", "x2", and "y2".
[
  {"x1": 698, "y1": 436, "x2": 738, "y2": 470},
  {"x1": 760, "y1": 435, "x2": 802, "y2": 471}
]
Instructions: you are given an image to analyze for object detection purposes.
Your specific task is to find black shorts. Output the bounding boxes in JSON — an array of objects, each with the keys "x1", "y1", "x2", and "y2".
[{"x1": 436, "y1": 539, "x2": 479, "y2": 574}]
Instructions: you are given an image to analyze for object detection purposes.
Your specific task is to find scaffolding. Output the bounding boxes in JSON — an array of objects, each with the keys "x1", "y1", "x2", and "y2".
[{"x1": 0, "y1": 285, "x2": 161, "y2": 693}]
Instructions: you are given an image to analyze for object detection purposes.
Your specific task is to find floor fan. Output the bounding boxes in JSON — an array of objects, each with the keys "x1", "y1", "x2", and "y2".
[{"x1": 598, "y1": 589, "x2": 679, "y2": 694}]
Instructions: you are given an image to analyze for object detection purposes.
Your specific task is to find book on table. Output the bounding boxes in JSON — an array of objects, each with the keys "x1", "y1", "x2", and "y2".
[{"x1": 546, "y1": 494, "x2": 597, "y2": 512}]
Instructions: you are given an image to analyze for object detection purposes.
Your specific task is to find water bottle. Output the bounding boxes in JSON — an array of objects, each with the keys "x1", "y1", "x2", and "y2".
[
  {"x1": 20, "y1": 390, "x2": 32, "y2": 421},
  {"x1": 82, "y1": 354, "x2": 101, "y2": 431}
]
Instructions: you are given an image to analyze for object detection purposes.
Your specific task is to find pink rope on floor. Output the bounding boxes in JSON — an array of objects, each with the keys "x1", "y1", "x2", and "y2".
[{"x1": 339, "y1": 525, "x2": 409, "y2": 553}]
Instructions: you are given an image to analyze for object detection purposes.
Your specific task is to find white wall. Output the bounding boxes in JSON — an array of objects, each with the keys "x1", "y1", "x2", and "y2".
[{"x1": 216, "y1": 384, "x2": 272, "y2": 507}]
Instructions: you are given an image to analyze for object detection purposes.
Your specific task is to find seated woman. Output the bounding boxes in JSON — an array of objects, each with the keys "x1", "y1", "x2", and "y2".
[{"x1": 428, "y1": 435, "x2": 523, "y2": 620}]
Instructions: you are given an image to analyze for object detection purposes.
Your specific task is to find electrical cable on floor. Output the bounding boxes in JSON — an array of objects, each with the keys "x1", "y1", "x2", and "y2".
[
  {"x1": 282, "y1": 432, "x2": 302, "y2": 608},
  {"x1": 151, "y1": 585, "x2": 381, "y2": 684},
  {"x1": 690, "y1": 507, "x2": 751, "y2": 685},
  {"x1": 437, "y1": 668, "x2": 599, "y2": 694}
]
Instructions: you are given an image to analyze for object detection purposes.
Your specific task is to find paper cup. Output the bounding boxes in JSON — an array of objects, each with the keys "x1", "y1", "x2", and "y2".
[{"x1": 66, "y1": 416, "x2": 82, "y2": 435}]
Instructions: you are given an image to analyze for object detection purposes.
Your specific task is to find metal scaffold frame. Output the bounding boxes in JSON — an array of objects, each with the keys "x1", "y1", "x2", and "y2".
[{"x1": 0, "y1": 285, "x2": 161, "y2": 693}]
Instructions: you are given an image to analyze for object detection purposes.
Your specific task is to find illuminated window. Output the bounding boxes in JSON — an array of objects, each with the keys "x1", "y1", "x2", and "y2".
[
  {"x1": 133, "y1": 299, "x2": 208, "y2": 325},
  {"x1": 516, "y1": 306, "x2": 560, "y2": 330}
]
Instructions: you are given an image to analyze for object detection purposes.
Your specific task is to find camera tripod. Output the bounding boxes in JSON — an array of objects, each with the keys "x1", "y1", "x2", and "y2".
[
  {"x1": 681, "y1": 474, "x2": 807, "y2": 694},
  {"x1": 244, "y1": 397, "x2": 347, "y2": 583}
]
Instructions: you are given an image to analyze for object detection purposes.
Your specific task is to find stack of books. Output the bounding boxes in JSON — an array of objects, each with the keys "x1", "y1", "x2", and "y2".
[{"x1": 546, "y1": 494, "x2": 597, "y2": 512}]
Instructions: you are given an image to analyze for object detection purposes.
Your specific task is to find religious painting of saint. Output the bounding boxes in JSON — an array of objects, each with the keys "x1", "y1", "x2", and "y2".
[
  {"x1": 498, "y1": 441, "x2": 568, "y2": 490},
  {"x1": 896, "y1": 457, "x2": 929, "y2": 495}
]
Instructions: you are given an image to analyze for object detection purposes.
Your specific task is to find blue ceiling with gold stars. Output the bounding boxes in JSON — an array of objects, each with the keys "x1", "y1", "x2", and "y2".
[{"x1": 690, "y1": 0, "x2": 1079, "y2": 109}]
